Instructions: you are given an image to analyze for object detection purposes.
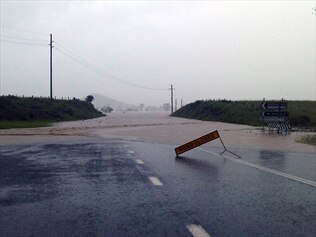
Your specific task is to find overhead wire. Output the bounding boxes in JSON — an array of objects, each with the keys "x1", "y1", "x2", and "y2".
[
  {"x1": 54, "y1": 40, "x2": 169, "y2": 91},
  {"x1": 0, "y1": 38, "x2": 48, "y2": 47},
  {"x1": 54, "y1": 47, "x2": 168, "y2": 91},
  {"x1": 1, "y1": 35, "x2": 47, "y2": 42},
  {"x1": 0, "y1": 29, "x2": 48, "y2": 47},
  {"x1": 54, "y1": 36, "x2": 167, "y2": 87},
  {"x1": 0, "y1": 25, "x2": 48, "y2": 37},
  {"x1": 54, "y1": 37, "x2": 169, "y2": 90},
  {"x1": 0, "y1": 29, "x2": 170, "y2": 91}
]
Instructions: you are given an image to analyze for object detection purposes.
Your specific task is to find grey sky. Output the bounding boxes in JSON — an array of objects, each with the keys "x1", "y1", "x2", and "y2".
[{"x1": 1, "y1": 1, "x2": 315, "y2": 106}]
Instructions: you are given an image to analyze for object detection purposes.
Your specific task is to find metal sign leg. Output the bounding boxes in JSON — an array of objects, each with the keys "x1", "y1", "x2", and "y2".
[{"x1": 219, "y1": 137, "x2": 241, "y2": 158}]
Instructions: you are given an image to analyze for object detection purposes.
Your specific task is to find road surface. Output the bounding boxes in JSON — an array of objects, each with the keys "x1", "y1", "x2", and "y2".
[
  {"x1": 1, "y1": 138, "x2": 315, "y2": 237},
  {"x1": 0, "y1": 112, "x2": 315, "y2": 236}
]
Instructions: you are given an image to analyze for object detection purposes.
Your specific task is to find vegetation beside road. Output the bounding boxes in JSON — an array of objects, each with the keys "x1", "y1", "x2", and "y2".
[
  {"x1": 0, "y1": 120, "x2": 53, "y2": 130},
  {"x1": 297, "y1": 134, "x2": 316, "y2": 146},
  {"x1": 0, "y1": 96, "x2": 103, "y2": 129},
  {"x1": 172, "y1": 100, "x2": 316, "y2": 128}
]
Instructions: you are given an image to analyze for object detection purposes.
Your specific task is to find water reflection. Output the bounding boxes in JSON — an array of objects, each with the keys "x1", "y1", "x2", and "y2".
[
  {"x1": 175, "y1": 156, "x2": 219, "y2": 177},
  {"x1": 259, "y1": 150, "x2": 286, "y2": 170}
]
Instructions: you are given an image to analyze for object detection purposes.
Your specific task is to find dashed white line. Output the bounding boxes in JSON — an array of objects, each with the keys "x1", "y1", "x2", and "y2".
[
  {"x1": 129, "y1": 150, "x2": 135, "y2": 154},
  {"x1": 186, "y1": 224, "x2": 211, "y2": 237},
  {"x1": 135, "y1": 159, "x2": 145, "y2": 165},
  {"x1": 149, "y1": 176, "x2": 163, "y2": 186},
  {"x1": 199, "y1": 148, "x2": 316, "y2": 187}
]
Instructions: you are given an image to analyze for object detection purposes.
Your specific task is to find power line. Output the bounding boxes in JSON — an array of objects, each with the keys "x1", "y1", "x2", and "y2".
[
  {"x1": 1, "y1": 31, "x2": 171, "y2": 94},
  {"x1": 54, "y1": 38, "x2": 99, "y2": 64},
  {"x1": 54, "y1": 41, "x2": 105, "y2": 72},
  {"x1": 1, "y1": 35, "x2": 47, "y2": 42},
  {"x1": 54, "y1": 40, "x2": 169, "y2": 91},
  {"x1": 0, "y1": 38, "x2": 48, "y2": 47},
  {"x1": 0, "y1": 25, "x2": 47, "y2": 37},
  {"x1": 54, "y1": 37, "x2": 164, "y2": 86},
  {"x1": 55, "y1": 47, "x2": 168, "y2": 91}
]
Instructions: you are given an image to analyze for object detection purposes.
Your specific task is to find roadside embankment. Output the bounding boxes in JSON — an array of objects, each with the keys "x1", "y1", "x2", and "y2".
[
  {"x1": 0, "y1": 96, "x2": 103, "y2": 129},
  {"x1": 172, "y1": 100, "x2": 316, "y2": 128}
]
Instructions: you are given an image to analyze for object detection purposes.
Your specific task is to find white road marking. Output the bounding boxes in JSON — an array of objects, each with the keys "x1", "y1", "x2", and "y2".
[
  {"x1": 186, "y1": 224, "x2": 211, "y2": 237},
  {"x1": 149, "y1": 176, "x2": 163, "y2": 186},
  {"x1": 129, "y1": 150, "x2": 135, "y2": 154},
  {"x1": 199, "y1": 148, "x2": 316, "y2": 187},
  {"x1": 135, "y1": 159, "x2": 145, "y2": 165}
]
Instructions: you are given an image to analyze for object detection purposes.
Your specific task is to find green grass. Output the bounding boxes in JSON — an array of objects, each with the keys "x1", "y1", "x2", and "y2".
[
  {"x1": 172, "y1": 100, "x2": 316, "y2": 127},
  {"x1": 297, "y1": 134, "x2": 316, "y2": 146},
  {"x1": 0, "y1": 96, "x2": 104, "y2": 129},
  {"x1": 0, "y1": 120, "x2": 53, "y2": 129}
]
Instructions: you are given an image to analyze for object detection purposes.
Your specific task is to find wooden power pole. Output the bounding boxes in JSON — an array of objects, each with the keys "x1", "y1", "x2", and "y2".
[
  {"x1": 170, "y1": 84, "x2": 174, "y2": 114},
  {"x1": 49, "y1": 34, "x2": 53, "y2": 99}
]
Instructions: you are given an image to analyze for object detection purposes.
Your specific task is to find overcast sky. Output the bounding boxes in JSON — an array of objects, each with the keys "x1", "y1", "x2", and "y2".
[{"x1": 1, "y1": 1, "x2": 315, "y2": 106}]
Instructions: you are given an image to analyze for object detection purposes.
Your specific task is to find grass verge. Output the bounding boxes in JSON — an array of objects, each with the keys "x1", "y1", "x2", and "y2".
[
  {"x1": 0, "y1": 120, "x2": 53, "y2": 129},
  {"x1": 172, "y1": 100, "x2": 316, "y2": 127},
  {"x1": 0, "y1": 96, "x2": 104, "y2": 129},
  {"x1": 297, "y1": 134, "x2": 316, "y2": 146}
]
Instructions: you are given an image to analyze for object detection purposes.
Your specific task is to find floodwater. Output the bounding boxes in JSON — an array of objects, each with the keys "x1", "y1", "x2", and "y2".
[
  {"x1": 0, "y1": 111, "x2": 315, "y2": 152},
  {"x1": 1, "y1": 111, "x2": 315, "y2": 237}
]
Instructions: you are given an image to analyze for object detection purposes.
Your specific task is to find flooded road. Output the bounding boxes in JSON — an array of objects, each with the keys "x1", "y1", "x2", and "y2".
[
  {"x1": 0, "y1": 112, "x2": 315, "y2": 236},
  {"x1": 1, "y1": 111, "x2": 315, "y2": 152}
]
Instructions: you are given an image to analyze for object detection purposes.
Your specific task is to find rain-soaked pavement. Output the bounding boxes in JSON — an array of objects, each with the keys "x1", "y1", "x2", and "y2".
[{"x1": 0, "y1": 138, "x2": 315, "y2": 237}]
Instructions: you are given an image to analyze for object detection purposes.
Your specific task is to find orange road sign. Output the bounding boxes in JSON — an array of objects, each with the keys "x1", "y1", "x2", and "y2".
[{"x1": 175, "y1": 130, "x2": 220, "y2": 156}]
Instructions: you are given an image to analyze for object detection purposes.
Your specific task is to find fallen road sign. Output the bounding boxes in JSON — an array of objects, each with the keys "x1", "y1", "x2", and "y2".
[{"x1": 175, "y1": 130, "x2": 220, "y2": 156}]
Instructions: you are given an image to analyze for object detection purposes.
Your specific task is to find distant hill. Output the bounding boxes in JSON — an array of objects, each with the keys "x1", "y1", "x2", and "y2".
[
  {"x1": 172, "y1": 100, "x2": 316, "y2": 127},
  {"x1": 92, "y1": 93, "x2": 138, "y2": 111}
]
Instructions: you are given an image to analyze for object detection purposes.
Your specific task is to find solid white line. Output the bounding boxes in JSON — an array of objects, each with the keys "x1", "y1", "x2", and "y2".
[
  {"x1": 135, "y1": 159, "x2": 145, "y2": 165},
  {"x1": 149, "y1": 176, "x2": 163, "y2": 186},
  {"x1": 186, "y1": 224, "x2": 211, "y2": 237},
  {"x1": 199, "y1": 148, "x2": 316, "y2": 187}
]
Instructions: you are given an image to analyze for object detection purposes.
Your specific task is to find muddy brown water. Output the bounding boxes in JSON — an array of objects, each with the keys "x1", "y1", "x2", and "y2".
[{"x1": 1, "y1": 111, "x2": 315, "y2": 152}]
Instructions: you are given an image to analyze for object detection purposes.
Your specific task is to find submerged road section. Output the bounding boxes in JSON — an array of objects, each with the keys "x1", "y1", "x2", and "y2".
[{"x1": 0, "y1": 138, "x2": 315, "y2": 237}]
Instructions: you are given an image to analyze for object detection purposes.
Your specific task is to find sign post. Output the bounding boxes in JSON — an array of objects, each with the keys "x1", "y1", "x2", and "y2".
[{"x1": 260, "y1": 100, "x2": 290, "y2": 133}]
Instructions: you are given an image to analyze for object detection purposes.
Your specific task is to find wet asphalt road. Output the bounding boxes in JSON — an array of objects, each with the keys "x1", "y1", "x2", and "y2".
[{"x1": 0, "y1": 139, "x2": 315, "y2": 237}]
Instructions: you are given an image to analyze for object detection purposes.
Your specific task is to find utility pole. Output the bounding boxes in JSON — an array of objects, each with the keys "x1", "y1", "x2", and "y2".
[
  {"x1": 175, "y1": 99, "x2": 177, "y2": 111},
  {"x1": 49, "y1": 34, "x2": 53, "y2": 99},
  {"x1": 170, "y1": 84, "x2": 174, "y2": 114}
]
